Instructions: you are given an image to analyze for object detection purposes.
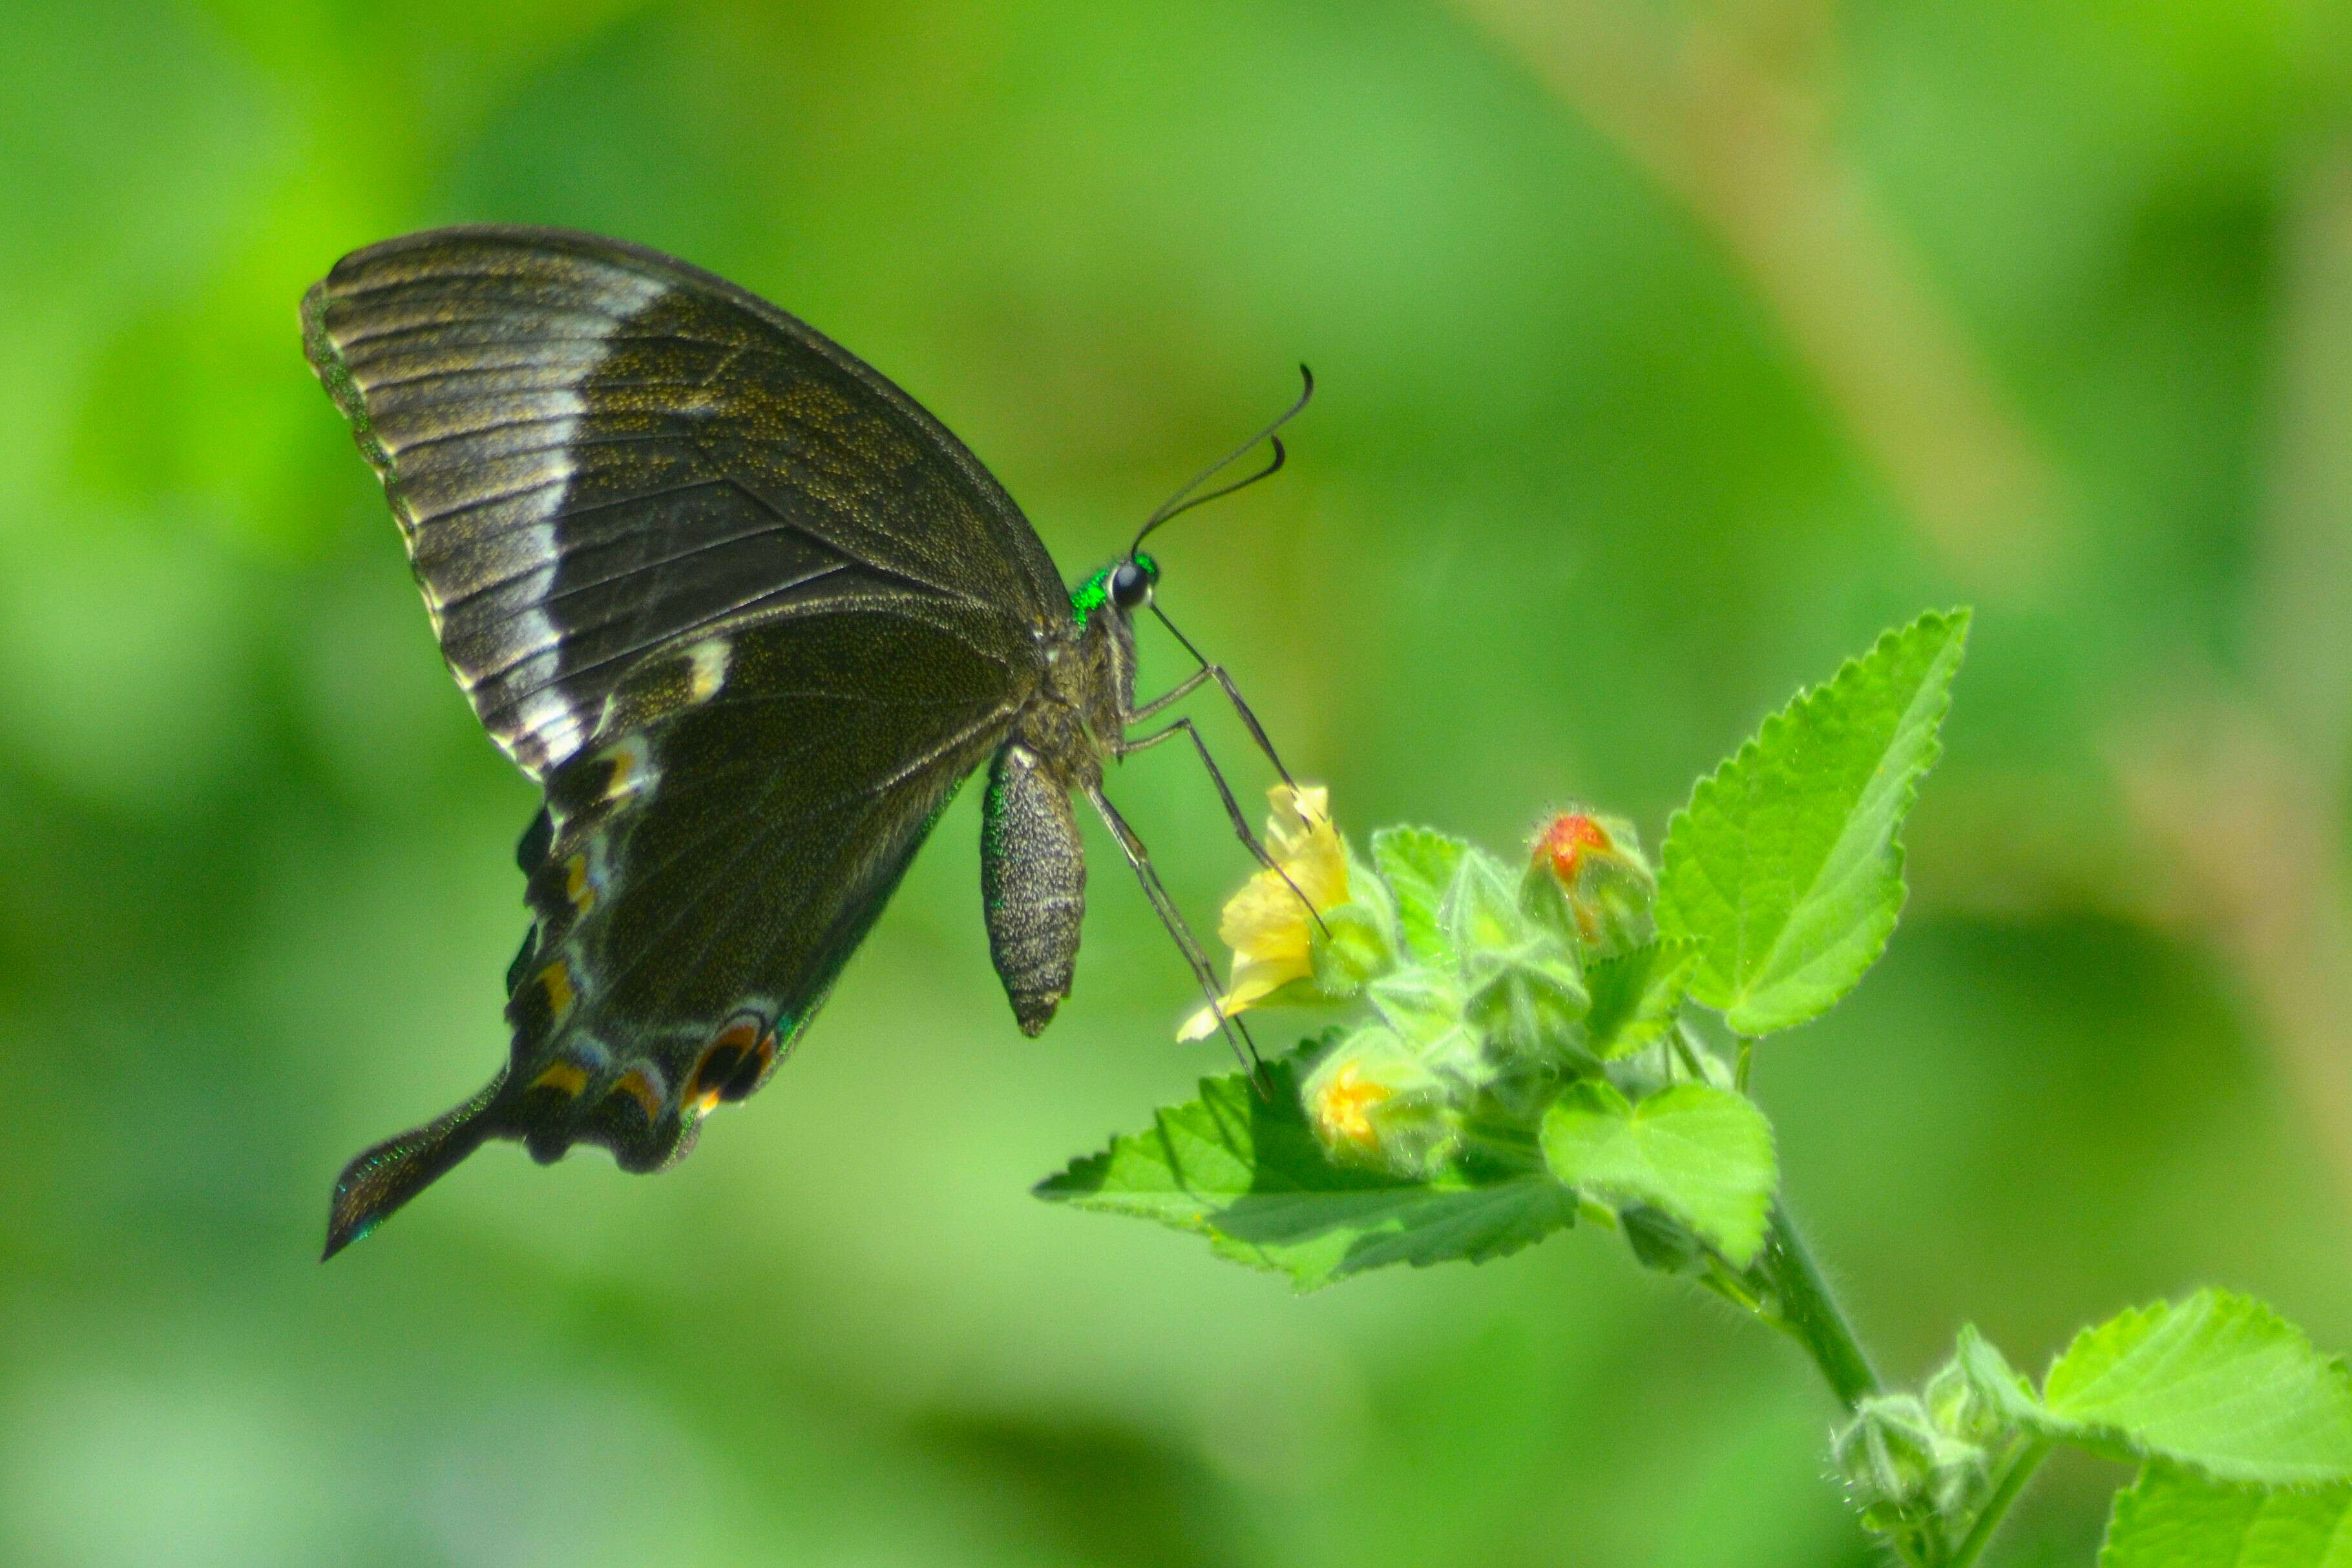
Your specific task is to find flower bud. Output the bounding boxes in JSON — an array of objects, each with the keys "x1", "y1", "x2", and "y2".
[
  {"x1": 1832, "y1": 1394, "x2": 1990, "y2": 1533},
  {"x1": 1300, "y1": 1025, "x2": 1460, "y2": 1177},
  {"x1": 1525, "y1": 811, "x2": 1655, "y2": 958},
  {"x1": 1924, "y1": 1357, "x2": 2006, "y2": 1448},
  {"x1": 1463, "y1": 943, "x2": 1589, "y2": 1065}
]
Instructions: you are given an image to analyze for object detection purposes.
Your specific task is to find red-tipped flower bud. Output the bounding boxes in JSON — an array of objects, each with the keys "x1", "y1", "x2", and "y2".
[{"x1": 1526, "y1": 811, "x2": 1655, "y2": 957}]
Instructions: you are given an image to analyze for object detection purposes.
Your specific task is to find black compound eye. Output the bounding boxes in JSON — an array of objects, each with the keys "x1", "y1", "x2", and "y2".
[{"x1": 1109, "y1": 559, "x2": 1154, "y2": 609}]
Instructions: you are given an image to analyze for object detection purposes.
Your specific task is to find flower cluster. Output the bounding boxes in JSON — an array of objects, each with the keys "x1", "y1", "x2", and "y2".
[
  {"x1": 1185, "y1": 789, "x2": 1673, "y2": 1177},
  {"x1": 1831, "y1": 1361, "x2": 2004, "y2": 1540}
]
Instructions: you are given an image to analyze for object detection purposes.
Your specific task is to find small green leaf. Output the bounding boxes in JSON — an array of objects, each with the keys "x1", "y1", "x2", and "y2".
[
  {"x1": 2039, "y1": 1291, "x2": 2352, "y2": 1485},
  {"x1": 2100, "y1": 1466, "x2": 2352, "y2": 1568},
  {"x1": 1582, "y1": 938, "x2": 1700, "y2": 1058},
  {"x1": 1372, "y1": 827, "x2": 1468, "y2": 966},
  {"x1": 1539, "y1": 1082, "x2": 1777, "y2": 1266},
  {"x1": 1036, "y1": 1051, "x2": 1574, "y2": 1290},
  {"x1": 1657, "y1": 609, "x2": 1970, "y2": 1035}
]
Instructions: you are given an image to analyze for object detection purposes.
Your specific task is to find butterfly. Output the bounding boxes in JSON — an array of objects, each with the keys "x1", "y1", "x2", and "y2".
[{"x1": 303, "y1": 227, "x2": 1312, "y2": 1257}]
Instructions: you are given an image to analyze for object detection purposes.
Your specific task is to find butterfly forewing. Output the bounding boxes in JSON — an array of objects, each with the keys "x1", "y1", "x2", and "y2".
[{"x1": 303, "y1": 226, "x2": 1066, "y2": 778}]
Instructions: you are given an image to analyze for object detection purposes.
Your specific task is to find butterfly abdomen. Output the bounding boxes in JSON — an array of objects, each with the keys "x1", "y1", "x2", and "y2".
[{"x1": 982, "y1": 743, "x2": 1086, "y2": 1035}]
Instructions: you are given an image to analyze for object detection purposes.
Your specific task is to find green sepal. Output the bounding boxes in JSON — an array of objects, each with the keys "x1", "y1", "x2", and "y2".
[
  {"x1": 1365, "y1": 967, "x2": 1467, "y2": 1051},
  {"x1": 1522, "y1": 813, "x2": 1656, "y2": 960},
  {"x1": 1372, "y1": 826, "x2": 1469, "y2": 967},
  {"x1": 1463, "y1": 943, "x2": 1590, "y2": 1065},
  {"x1": 1832, "y1": 1393, "x2": 1991, "y2": 1535},
  {"x1": 1442, "y1": 846, "x2": 1537, "y2": 959},
  {"x1": 1953, "y1": 1324, "x2": 2044, "y2": 1432},
  {"x1": 1303, "y1": 845, "x2": 1402, "y2": 998},
  {"x1": 1928, "y1": 1335, "x2": 2021, "y2": 1447},
  {"x1": 1309, "y1": 903, "x2": 1395, "y2": 998},
  {"x1": 1582, "y1": 938, "x2": 1700, "y2": 1059}
]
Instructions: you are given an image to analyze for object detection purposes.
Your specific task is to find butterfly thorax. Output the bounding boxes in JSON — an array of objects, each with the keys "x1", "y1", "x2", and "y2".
[{"x1": 1009, "y1": 574, "x2": 1140, "y2": 786}]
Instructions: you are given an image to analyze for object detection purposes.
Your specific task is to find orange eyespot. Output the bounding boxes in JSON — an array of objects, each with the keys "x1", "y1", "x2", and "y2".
[{"x1": 689, "y1": 1015, "x2": 780, "y2": 1110}]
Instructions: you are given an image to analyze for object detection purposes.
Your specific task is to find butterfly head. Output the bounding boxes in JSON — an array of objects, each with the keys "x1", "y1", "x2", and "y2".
[{"x1": 1071, "y1": 551, "x2": 1158, "y2": 630}]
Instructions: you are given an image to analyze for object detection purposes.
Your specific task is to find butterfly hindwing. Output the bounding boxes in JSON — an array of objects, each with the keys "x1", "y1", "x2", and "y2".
[
  {"x1": 302, "y1": 225, "x2": 1066, "y2": 777},
  {"x1": 506, "y1": 598, "x2": 1027, "y2": 1164},
  {"x1": 326, "y1": 596, "x2": 1034, "y2": 1253}
]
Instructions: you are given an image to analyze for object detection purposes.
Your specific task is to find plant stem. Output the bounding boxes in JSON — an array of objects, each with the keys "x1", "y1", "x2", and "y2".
[
  {"x1": 1943, "y1": 1437, "x2": 2051, "y2": 1568},
  {"x1": 1736, "y1": 1036, "x2": 1754, "y2": 1092},
  {"x1": 1756, "y1": 1204, "x2": 1880, "y2": 1409}
]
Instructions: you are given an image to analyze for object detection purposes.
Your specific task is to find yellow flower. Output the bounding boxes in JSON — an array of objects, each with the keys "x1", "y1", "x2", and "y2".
[
  {"x1": 1307, "y1": 1058, "x2": 1391, "y2": 1156},
  {"x1": 1177, "y1": 784, "x2": 1349, "y2": 1041},
  {"x1": 1299, "y1": 1028, "x2": 1460, "y2": 1176}
]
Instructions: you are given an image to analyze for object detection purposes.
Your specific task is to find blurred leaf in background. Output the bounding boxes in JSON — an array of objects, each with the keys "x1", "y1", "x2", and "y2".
[{"x1": 2, "y1": 0, "x2": 2350, "y2": 1563}]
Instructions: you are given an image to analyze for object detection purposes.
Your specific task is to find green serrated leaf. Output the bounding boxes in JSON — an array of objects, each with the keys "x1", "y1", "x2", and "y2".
[
  {"x1": 1036, "y1": 1050, "x2": 1575, "y2": 1290},
  {"x1": 1371, "y1": 827, "x2": 1468, "y2": 967},
  {"x1": 1656, "y1": 609, "x2": 1970, "y2": 1035},
  {"x1": 2038, "y1": 1290, "x2": 2352, "y2": 1485},
  {"x1": 2100, "y1": 1465, "x2": 2352, "y2": 1568},
  {"x1": 1539, "y1": 1082, "x2": 1777, "y2": 1266},
  {"x1": 1583, "y1": 939, "x2": 1700, "y2": 1058}
]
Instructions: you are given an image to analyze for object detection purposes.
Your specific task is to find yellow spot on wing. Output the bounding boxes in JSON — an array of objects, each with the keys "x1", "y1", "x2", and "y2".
[
  {"x1": 539, "y1": 961, "x2": 575, "y2": 1019},
  {"x1": 530, "y1": 1060, "x2": 589, "y2": 1097},
  {"x1": 686, "y1": 639, "x2": 731, "y2": 703},
  {"x1": 613, "y1": 1069, "x2": 664, "y2": 1120},
  {"x1": 602, "y1": 742, "x2": 642, "y2": 801},
  {"x1": 564, "y1": 853, "x2": 596, "y2": 912}
]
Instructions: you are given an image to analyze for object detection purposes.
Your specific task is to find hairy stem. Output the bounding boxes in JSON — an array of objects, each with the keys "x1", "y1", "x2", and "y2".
[
  {"x1": 1755, "y1": 1204, "x2": 1879, "y2": 1410},
  {"x1": 1944, "y1": 1437, "x2": 2052, "y2": 1568}
]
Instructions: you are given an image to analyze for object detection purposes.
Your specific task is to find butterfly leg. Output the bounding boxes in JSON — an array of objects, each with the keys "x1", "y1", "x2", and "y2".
[
  {"x1": 1082, "y1": 783, "x2": 1268, "y2": 1087},
  {"x1": 1115, "y1": 717, "x2": 1327, "y2": 934},
  {"x1": 1138, "y1": 605, "x2": 1305, "y2": 789}
]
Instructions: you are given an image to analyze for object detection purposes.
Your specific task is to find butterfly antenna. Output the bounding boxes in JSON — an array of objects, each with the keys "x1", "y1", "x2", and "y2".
[{"x1": 1131, "y1": 366, "x2": 1314, "y2": 555}]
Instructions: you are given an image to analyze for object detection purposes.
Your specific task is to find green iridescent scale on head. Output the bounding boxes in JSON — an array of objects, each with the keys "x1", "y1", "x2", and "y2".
[{"x1": 1070, "y1": 569, "x2": 1113, "y2": 628}]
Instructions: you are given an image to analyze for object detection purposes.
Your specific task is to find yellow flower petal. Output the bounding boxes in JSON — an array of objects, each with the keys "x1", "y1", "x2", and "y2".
[{"x1": 1177, "y1": 784, "x2": 1349, "y2": 1041}]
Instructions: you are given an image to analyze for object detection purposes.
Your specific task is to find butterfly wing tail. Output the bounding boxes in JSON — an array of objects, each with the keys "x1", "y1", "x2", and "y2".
[{"x1": 322, "y1": 1069, "x2": 509, "y2": 1260}]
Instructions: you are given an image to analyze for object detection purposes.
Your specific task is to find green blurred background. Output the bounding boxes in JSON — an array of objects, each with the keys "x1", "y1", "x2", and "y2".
[{"x1": 6, "y1": 0, "x2": 2352, "y2": 1562}]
